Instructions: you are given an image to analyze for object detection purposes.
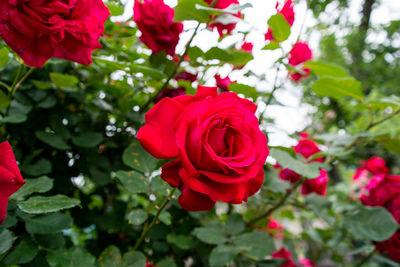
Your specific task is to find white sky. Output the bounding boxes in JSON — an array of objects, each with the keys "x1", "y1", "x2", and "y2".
[{"x1": 114, "y1": 0, "x2": 400, "y2": 146}]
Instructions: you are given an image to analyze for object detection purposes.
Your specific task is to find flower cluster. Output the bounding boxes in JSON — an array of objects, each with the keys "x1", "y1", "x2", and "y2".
[
  {"x1": 356, "y1": 157, "x2": 400, "y2": 261},
  {"x1": 138, "y1": 85, "x2": 269, "y2": 211},
  {"x1": 0, "y1": 0, "x2": 110, "y2": 67},
  {"x1": 275, "y1": 133, "x2": 329, "y2": 196},
  {"x1": 272, "y1": 247, "x2": 315, "y2": 267},
  {"x1": 288, "y1": 42, "x2": 313, "y2": 81}
]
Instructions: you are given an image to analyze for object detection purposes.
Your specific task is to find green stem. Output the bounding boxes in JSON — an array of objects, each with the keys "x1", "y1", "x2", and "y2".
[
  {"x1": 133, "y1": 187, "x2": 176, "y2": 250},
  {"x1": 10, "y1": 67, "x2": 35, "y2": 97},
  {"x1": 140, "y1": 23, "x2": 202, "y2": 112},
  {"x1": 0, "y1": 81, "x2": 11, "y2": 92},
  {"x1": 354, "y1": 248, "x2": 376, "y2": 267},
  {"x1": 246, "y1": 177, "x2": 305, "y2": 226},
  {"x1": 9, "y1": 64, "x2": 24, "y2": 97}
]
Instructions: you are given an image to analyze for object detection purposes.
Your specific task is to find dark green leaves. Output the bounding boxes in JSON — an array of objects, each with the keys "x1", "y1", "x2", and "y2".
[
  {"x1": 267, "y1": 14, "x2": 291, "y2": 42},
  {"x1": 18, "y1": 195, "x2": 80, "y2": 214},
  {"x1": 126, "y1": 209, "x2": 148, "y2": 225},
  {"x1": 312, "y1": 77, "x2": 364, "y2": 101},
  {"x1": 166, "y1": 234, "x2": 195, "y2": 250},
  {"x1": 0, "y1": 229, "x2": 14, "y2": 255},
  {"x1": 46, "y1": 248, "x2": 95, "y2": 267},
  {"x1": 72, "y1": 132, "x2": 103, "y2": 148},
  {"x1": 122, "y1": 139, "x2": 158, "y2": 173},
  {"x1": 25, "y1": 213, "x2": 73, "y2": 234},
  {"x1": 193, "y1": 223, "x2": 226, "y2": 244},
  {"x1": 115, "y1": 170, "x2": 147, "y2": 194},
  {"x1": 97, "y1": 246, "x2": 122, "y2": 267},
  {"x1": 36, "y1": 131, "x2": 70, "y2": 150},
  {"x1": 234, "y1": 232, "x2": 275, "y2": 259},
  {"x1": 269, "y1": 148, "x2": 321, "y2": 178},
  {"x1": 225, "y1": 213, "x2": 245, "y2": 235},
  {"x1": 11, "y1": 176, "x2": 53, "y2": 201},
  {"x1": 3, "y1": 239, "x2": 39, "y2": 265},
  {"x1": 343, "y1": 206, "x2": 398, "y2": 242}
]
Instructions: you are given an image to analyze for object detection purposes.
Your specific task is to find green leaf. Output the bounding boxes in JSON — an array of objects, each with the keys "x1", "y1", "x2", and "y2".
[
  {"x1": 312, "y1": 77, "x2": 364, "y2": 101},
  {"x1": 25, "y1": 213, "x2": 73, "y2": 234},
  {"x1": 166, "y1": 234, "x2": 195, "y2": 250},
  {"x1": 369, "y1": 95, "x2": 400, "y2": 109},
  {"x1": 234, "y1": 232, "x2": 275, "y2": 259},
  {"x1": 269, "y1": 148, "x2": 321, "y2": 178},
  {"x1": 150, "y1": 177, "x2": 171, "y2": 196},
  {"x1": 343, "y1": 206, "x2": 398, "y2": 242},
  {"x1": 121, "y1": 251, "x2": 146, "y2": 267},
  {"x1": 209, "y1": 244, "x2": 241, "y2": 267},
  {"x1": 23, "y1": 158, "x2": 52, "y2": 176},
  {"x1": 0, "y1": 47, "x2": 10, "y2": 68},
  {"x1": 267, "y1": 14, "x2": 291, "y2": 42},
  {"x1": 264, "y1": 171, "x2": 291, "y2": 194},
  {"x1": 174, "y1": 0, "x2": 210, "y2": 22},
  {"x1": 46, "y1": 247, "x2": 96, "y2": 267},
  {"x1": 225, "y1": 213, "x2": 245, "y2": 235},
  {"x1": 4, "y1": 239, "x2": 39, "y2": 265},
  {"x1": 72, "y1": 132, "x2": 103, "y2": 148},
  {"x1": 36, "y1": 131, "x2": 70, "y2": 150},
  {"x1": 157, "y1": 258, "x2": 177, "y2": 267},
  {"x1": 193, "y1": 223, "x2": 226, "y2": 244},
  {"x1": 18, "y1": 194, "x2": 80, "y2": 214},
  {"x1": 0, "y1": 90, "x2": 10, "y2": 110},
  {"x1": 32, "y1": 80, "x2": 53, "y2": 90},
  {"x1": 205, "y1": 47, "x2": 232, "y2": 61},
  {"x1": 230, "y1": 50, "x2": 254, "y2": 67},
  {"x1": 262, "y1": 41, "x2": 280, "y2": 50},
  {"x1": 50, "y1": 73, "x2": 79, "y2": 88},
  {"x1": 107, "y1": 4, "x2": 125, "y2": 16},
  {"x1": 115, "y1": 170, "x2": 147, "y2": 194},
  {"x1": 304, "y1": 61, "x2": 349, "y2": 77},
  {"x1": 130, "y1": 65, "x2": 167, "y2": 80},
  {"x1": 0, "y1": 229, "x2": 14, "y2": 255},
  {"x1": 97, "y1": 246, "x2": 122, "y2": 267},
  {"x1": 228, "y1": 83, "x2": 257, "y2": 99},
  {"x1": 151, "y1": 210, "x2": 171, "y2": 225},
  {"x1": 11, "y1": 176, "x2": 53, "y2": 201},
  {"x1": 122, "y1": 139, "x2": 158, "y2": 173},
  {"x1": 0, "y1": 113, "x2": 27, "y2": 124},
  {"x1": 305, "y1": 193, "x2": 332, "y2": 213},
  {"x1": 126, "y1": 209, "x2": 148, "y2": 226}
]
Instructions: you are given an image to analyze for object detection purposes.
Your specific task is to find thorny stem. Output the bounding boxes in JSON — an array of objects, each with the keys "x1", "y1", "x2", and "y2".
[
  {"x1": 246, "y1": 177, "x2": 305, "y2": 227},
  {"x1": 140, "y1": 23, "x2": 201, "y2": 112},
  {"x1": 133, "y1": 187, "x2": 176, "y2": 250}
]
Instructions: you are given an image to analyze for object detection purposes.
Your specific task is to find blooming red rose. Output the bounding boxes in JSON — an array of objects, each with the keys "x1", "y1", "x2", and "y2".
[
  {"x1": 376, "y1": 231, "x2": 400, "y2": 262},
  {"x1": 0, "y1": 0, "x2": 110, "y2": 68},
  {"x1": 175, "y1": 72, "x2": 198, "y2": 83},
  {"x1": 301, "y1": 169, "x2": 329, "y2": 196},
  {"x1": 204, "y1": 0, "x2": 241, "y2": 38},
  {"x1": 0, "y1": 141, "x2": 25, "y2": 222},
  {"x1": 275, "y1": 134, "x2": 329, "y2": 196},
  {"x1": 145, "y1": 260, "x2": 156, "y2": 267},
  {"x1": 133, "y1": 0, "x2": 183, "y2": 55},
  {"x1": 155, "y1": 87, "x2": 186, "y2": 103},
  {"x1": 215, "y1": 74, "x2": 236, "y2": 92},
  {"x1": 265, "y1": 0, "x2": 295, "y2": 41},
  {"x1": 241, "y1": 42, "x2": 254, "y2": 53},
  {"x1": 137, "y1": 85, "x2": 269, "y2": 211},
  {"x1": 364, "y1": 156, "x2": 389, "y2": 175},
  {"x1": 288, "y1": 42, "x2": 312, "y2": 82},
  {"x1": 361, "y1": 175, "x2": 400, "y2": 223},
  {"x1": 271, "y1": 248, "x2": 296, "y2": 267}
]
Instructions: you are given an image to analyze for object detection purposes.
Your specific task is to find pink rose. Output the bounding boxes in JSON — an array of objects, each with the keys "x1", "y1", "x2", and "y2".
[
  {"x1": 215, "y1": 74, "x2": 236, "y2": 92},
  {"x1": 204, "y1": 0, "x2": 241, "y2": 38},
  {"x1": 0, "y1": 0, "x2": 110, "y2": 68},
  {"x1": 299, "y1": 258, "x2": 316, "y2": 267},
  {"x1": 241, "y1": 42, "x2": 254, "y2": 53},
  {"x1": 267, "y1": 216, "x2": 284, "y2": 239},
  {"x1": 137, "y1": 85, "x2": 269, "y2": 211},
  {"x1": 133, "y1": 0, "x2": 183, "y2": 55},
  {"x1": 288, "y1": 42, "x2": 312, "y2": 82},
  {"x1": 0, "y1": 141, "x2": 25, "y2": 222},
  {"x1": 265, "y1": 0, "x2": 295, "y2": 41}
]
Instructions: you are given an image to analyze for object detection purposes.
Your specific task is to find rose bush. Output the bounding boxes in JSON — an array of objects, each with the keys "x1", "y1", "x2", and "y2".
[
  {"x1": 137, "y1": 85, "x2": 269, "y2": 211},
  {"x1": 0, "y1": 0, "x2": 110, "y2": 67}
]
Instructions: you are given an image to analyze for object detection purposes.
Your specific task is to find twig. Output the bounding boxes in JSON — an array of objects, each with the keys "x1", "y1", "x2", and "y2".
[{"x1": 354, "y1": 248, "x2": 376, "y2": 267}]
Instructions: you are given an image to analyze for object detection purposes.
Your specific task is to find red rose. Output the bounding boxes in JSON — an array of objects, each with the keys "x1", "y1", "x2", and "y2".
[
  {"x1": 137, "y1": 85, "x2": 269, "y2": 211},
  {"x1": 215, "y1": 74, "x2": 236, "y2": 92},
  {"x1": 361, "y1": 175, "x2": 400, "y2": 223},
  {"x1": 265, "y1": 0, "x2": 295, "y2": 41},
  {"x1": 133, "y1": 0, "x2": 183, "y2": 55},
  {"x1": 155, "y1": 87, "x2": 186, "y2": 103},
  {"x1": 241, "y1": 42, "x2": 254, "y2": 53},
  {"x1": 175, "y1": 72, "x2": 198, "y2": 83},
  {"x1": 0, "y1": 0, "x2": 110, "y2": 68},
  {"x1": 301, "y1": 169, "x2": 329, "y2": 196},
  {"x1": 376, "y1": 231, "x2": 400, "y2": 262},
  {"x1": 0, "y1": 141, "x2": 25, "y2": 222},
  {"x1": 276, "y1": 134, "x2": 329, "y2": 196},
  {"x1": 204, "y1": 0, "x2": 241, "y2": 38},
  {"x1": 364, "y1": 156, "x2": 389, "y2": 175},
  {"x1": 288, "y1": 42, "x2": 312, "y2": 82},
  {"x1": 271, "y1": 247, "x2": 296, "y2": 267}
]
